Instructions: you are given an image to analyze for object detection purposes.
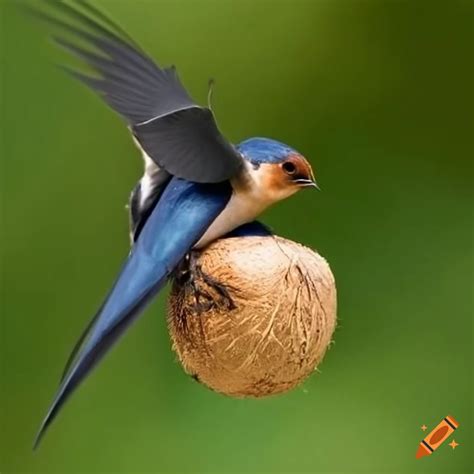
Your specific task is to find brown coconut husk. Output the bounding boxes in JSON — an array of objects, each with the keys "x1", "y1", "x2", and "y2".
[{"x1": 167, "y1": 235, "x2": 337, "y2": 398}]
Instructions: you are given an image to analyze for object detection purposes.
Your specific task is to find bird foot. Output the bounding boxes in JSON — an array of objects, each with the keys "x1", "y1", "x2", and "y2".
[{"x1": 176, "y1": 250, "x2": 236, "y2": 313}]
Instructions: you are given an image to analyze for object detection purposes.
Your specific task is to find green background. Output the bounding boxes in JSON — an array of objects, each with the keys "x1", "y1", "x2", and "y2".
[{"x1": 1, "y1": 0, "x2": 472, "y2": 472}]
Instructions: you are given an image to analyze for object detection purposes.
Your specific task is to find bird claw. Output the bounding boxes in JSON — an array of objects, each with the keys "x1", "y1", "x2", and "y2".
[{"x1": 177, "y1": 250, "x2": 236, "y2": 313}]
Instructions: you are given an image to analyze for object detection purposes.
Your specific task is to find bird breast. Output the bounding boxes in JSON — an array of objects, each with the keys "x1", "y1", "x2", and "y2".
[{"x1": 193, "y1": 186, "x2": 270, "y2": 249}]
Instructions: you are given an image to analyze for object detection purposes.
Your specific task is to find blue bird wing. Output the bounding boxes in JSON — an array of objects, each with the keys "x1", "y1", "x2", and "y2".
[{"x1": 34, "y1": 178, "x2": 232, "y2": 448}]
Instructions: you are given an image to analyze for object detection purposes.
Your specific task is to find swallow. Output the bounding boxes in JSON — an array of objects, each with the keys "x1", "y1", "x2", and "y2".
[{"x1": 30, "y1": 0, "x2": 318, "y2": 448}]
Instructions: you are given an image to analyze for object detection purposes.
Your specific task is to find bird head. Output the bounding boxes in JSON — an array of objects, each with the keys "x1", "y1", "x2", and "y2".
[{"x1": 237, "y1": 138, "x2": 318, "y2": 202}]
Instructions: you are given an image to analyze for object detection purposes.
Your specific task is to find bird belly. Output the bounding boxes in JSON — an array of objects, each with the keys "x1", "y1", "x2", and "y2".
[{"x1": 194, "y1": 191, "x2": 267, "y2": 249}]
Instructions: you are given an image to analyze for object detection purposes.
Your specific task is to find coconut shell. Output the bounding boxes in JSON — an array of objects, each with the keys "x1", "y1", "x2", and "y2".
[{"x1": 167, "y1": 235, "x2": 337, "y2": 398}]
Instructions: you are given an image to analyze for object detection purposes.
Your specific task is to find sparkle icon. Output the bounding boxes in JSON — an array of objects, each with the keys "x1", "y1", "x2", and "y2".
[{"x1": 448, "y1": 439, "x2": 459, "y2": 450}]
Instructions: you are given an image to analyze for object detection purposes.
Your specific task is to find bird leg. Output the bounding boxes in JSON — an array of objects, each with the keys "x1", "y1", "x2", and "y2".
[{"x1": 176, "y1": 250, "x2": 236, "y2": 313}]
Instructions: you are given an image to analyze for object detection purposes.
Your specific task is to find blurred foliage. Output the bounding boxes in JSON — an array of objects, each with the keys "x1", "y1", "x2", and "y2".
[{"x1": 1, "y1": 0, "x2": 472, "y2": 472}]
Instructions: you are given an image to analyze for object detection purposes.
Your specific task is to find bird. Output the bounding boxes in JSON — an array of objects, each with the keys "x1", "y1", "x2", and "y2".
[{"x1": 29, "y1": 0, "x2": 318, "y2": 448}]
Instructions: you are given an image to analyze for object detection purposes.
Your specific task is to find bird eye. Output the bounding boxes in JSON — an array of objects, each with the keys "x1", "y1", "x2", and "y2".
[{"x1": 282, "y1": 161, "x2": 297, "y2": 175}]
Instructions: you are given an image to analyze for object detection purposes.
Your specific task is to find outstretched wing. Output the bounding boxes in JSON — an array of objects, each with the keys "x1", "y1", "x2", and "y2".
[
  {"x1": 34, "y1": 178, "x2": 232, "y2": 448},
  {"x1": 29, "y1": 0, "x2": 242, "y2": 183}
]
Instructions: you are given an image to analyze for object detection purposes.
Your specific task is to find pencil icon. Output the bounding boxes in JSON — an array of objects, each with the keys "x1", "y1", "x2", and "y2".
[{"x1": 416, "y1": 415, "x2": 459, "y2": 459}]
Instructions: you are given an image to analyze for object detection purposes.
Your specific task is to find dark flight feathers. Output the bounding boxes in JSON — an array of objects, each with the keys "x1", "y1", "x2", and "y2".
[
  {"x1": 30, "y1": 0, "x2": 242, "y2": 183},
  {"x1": 134, "y1": 108, "x2": 242, "y2": 183}
]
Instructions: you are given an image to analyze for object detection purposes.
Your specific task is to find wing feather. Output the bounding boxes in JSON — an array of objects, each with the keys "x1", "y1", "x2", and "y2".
[
  {"x1": 29, "y1": 0, "x2": 242, "y2": 182},
  {"x1": 34, "y1": 178, "x2": 232, "y2": 448}
]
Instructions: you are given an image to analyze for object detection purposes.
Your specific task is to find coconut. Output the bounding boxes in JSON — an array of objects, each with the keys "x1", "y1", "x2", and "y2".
[{"x1": 167, "y1": 234, "x2": 337, "y2": 398}]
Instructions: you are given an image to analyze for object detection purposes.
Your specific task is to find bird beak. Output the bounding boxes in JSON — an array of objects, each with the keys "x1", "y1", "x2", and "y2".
[{"x1": 294, "y1": 178, "x2": 321, "y2": 190}]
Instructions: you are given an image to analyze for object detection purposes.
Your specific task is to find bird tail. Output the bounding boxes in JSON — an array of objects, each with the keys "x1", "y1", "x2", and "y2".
[{"x1": 34, "y1": 178, "x2": 231, "y2": 448}]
